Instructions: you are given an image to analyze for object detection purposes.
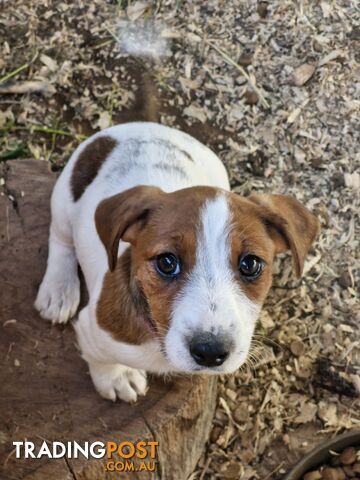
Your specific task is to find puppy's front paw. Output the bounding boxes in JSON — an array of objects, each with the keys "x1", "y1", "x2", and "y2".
[
  {"x1": 90, "y1": 363, "x2": 148, "y2": 403},
  {"x1": 35, "y1": 272, "x2": 80, "y2": 324}
]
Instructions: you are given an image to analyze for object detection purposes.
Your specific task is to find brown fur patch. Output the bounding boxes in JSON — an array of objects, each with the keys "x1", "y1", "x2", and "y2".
[
  {"x1": 227, "y1": 192, "x2": 320, "y2": 304},
  {"x1": 248, "y1": 194, "x2": 320, "y2": 277},
  {"x1": 227, "y1": 196, "x2": 276, "y2": 305},
  {"x1": 97, "y1": 248, "x2": 153, "y2": 345},
  {"x1": 96, "y1": 186, "x2": 217, "y2": 344},
  {"x1": 71, "y1": 136, "x2": 117, "y2": 201}
]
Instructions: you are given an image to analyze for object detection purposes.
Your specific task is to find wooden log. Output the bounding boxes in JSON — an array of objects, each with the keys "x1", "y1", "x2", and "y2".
[{"x1": 0, "y1": 160, "x2": 217, "y2": 480}]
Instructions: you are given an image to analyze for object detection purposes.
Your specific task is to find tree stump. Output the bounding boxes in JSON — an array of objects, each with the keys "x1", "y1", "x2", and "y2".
[{"x1": 0, "y1": 160, "x2": 217, "y2": 480}]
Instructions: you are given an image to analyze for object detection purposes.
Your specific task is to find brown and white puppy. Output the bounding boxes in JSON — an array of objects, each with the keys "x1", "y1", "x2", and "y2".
[{"x1": 35, "y1": 122, "x2": 319, "y2": 402}]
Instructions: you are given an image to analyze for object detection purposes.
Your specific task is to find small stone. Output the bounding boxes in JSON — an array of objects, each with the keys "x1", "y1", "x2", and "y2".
[
  {"x1": 338, "y1": 271, "x2": 352, "y2": 288},
  {"x1": 223, "y1": 462, "x2": 242, "y2": 479},
  {"x1": 226, "y1": 388, "x2": 237, "y2": 402},
  {"x1": 304, "y1": 470, "x2": 322, "y2": 480},
  {"x1": 332, "y1": 172, "x2": 345, "y2": 188},
  {"x1": 291, "y1": 63, "x2": 316, "y2": 86},
  {"x1": 210, "y1": 425, "x2": 222, "y2": 443},
  {"x1": 322, "y1": 467, "x2": 342, "y2": 480},
  {"x1": 290, "y1": 340, "x2": 305, "y2": 357},
  {"x1": 244, "y1": 89, "x2": 259, "y2": 105},
  {"x1": 238, "y1": 48, "x2": 253, "y2": 67},
  {"x1": 339, "y1": 447, "x2": 357, "y2": 465},
  {"x1": 257, "y1": 1, "x2": 269, "y2": 18},
  {"x1": 311, "y1": 157, "x2": 324, "y2": 169},
  {"x1": 330, "y1": 198, "x2": 340, "y2": 211},
  {"x1": 233, "y1": 404, "x2": 248, "y2": 423}
]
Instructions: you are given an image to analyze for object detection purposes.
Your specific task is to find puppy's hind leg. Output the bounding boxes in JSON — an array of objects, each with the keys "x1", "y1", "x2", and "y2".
[{"x1": 35, "y1": 226, "x2": 80, "y2": 324}]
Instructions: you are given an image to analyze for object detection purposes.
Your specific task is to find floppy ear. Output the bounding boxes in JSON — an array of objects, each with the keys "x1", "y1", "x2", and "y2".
[
  {"x1": 249, "y1": 194, "x2": 320, "y2": 278},
  {"x1": 95, "y1": 185, "x2": 163, "y2": 272}
]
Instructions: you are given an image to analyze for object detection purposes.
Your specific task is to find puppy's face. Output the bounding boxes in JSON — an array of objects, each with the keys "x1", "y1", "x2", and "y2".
[{"x1": 96, "y1": 186, "x2": 319, "y2": 374}]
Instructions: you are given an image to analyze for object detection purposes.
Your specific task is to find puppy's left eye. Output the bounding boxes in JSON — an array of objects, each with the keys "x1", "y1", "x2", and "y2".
[
  {"x1": 238, "y1": 254, "x2": 264, "y2": 280},
  {"x1": 155, "y1": 253, "x2": 181, "y2": 278}
]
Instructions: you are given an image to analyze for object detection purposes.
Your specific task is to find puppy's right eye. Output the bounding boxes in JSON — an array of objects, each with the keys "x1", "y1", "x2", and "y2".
[
  {"x1": 238, "y1": 254, "x2": 264, "y2": 280},
  {"x1": 155, "y1": 253, "x2": 181, "y2": 278}
]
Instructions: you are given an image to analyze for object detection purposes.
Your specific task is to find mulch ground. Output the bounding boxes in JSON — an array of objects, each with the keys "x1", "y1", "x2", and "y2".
[{"x1": 0, "y1": 1, "x2": 359, "y2": 479}]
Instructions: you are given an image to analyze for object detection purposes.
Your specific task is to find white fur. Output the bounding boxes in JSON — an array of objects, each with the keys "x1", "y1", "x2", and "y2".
[
  {"x1": 34, "y1": 234, "x2": 80, "y2": 323},
  {"x1": 165, "y1": 195, "x2": 260, "y2": 373},
  {"x1": 35, "y1": 122, "x2": 247, "y2": 402},
  {"x1": 89, "y1": 362, "x2": 147, "y2": 403}
]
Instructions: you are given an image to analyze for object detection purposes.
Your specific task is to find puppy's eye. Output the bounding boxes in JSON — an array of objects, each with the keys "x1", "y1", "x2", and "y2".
[
  {"x1": 238, "y1": 254, "x2": 263, "y2": 280},
  {"x1": 155, "y1": 253, "x2": 181, "y2": 278}
]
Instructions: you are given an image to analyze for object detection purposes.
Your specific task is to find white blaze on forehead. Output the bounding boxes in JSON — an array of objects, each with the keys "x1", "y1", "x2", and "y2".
[{"x1": 196, "y1": 193, "x2": 233, "y2": 290}]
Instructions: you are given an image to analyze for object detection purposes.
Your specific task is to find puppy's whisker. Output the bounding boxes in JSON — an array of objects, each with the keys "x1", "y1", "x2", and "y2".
[{"x1": 253, "y1": 334, "x2": 283, "y2": 351}]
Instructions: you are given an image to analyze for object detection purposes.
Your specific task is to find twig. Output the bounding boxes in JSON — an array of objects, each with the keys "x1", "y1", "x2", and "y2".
[
  {"x1": 205, "y1": 40, "x2": 270, "y2": 109},
  {"x1": 3, "y1": 445, "x2": 17, "y2": 468},
  {"x1": 93, "y1": 38, "x2": 114, "y2": 50},
  {"x1": 199, "y1": 456, "x2": 212, "y2": 480},
  {"x1": 263, "y1": 461, "x2": 285, "y2": 480},
  {"x1": 0, "y1": 63, "x2": 30, "y2": 85},
  {"x1": 104, "y1": 25, "x2": 122, "y2": 44},
  {"x1": 31, "y1": 125, "x2": 87, "y2": 141},
  {"x1": 0, "y1": 53, "x2": 38, "y2": 85}
]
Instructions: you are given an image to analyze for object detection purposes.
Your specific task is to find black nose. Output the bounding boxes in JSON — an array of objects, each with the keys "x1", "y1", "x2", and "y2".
[{"x1": 189, "y1": 333, "x2": 230, "y2": 367}]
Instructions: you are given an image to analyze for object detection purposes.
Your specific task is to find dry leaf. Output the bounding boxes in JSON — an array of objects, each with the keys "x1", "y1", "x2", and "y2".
[
  {"x1": 318, "y1": 401, "x2": 338, "y2": 426},
  {"x1": 260, "y1": 310, "x2": 275, "y2": 329},
  {"x1": 344, "y1": 172, "x2": 360, "y2": 190},
  {"x1": 292, "y1": 64, "x2": 316, "y2": 86},
  {"x1": 0, "y1": 108, "x2": 14, "y2": 128},
  {"x1": 349, "y1": 374, "x2": 360, "y2": 395},
  {"x1": 320, "y1": 2, "x2": 332, "y2": 18},
  {"x1": 178, "y1": 76, "x2": 202, "y2": 91},
  {"x1": 294, "y1": 401, "x2": 317, "y2": 424},
  {"x1": 339, "y1": 323, "x2": 354, "y2": 333},
  {"x1": 126, "y1": 1, "x2": 150, "y2": 21},
  {"x1": 40, "y1": 54, "x2": 58, "y2": 72},
  {"x1": 302, "y1": 254, "x2": 322, "y2": 275},
  {"x1": 318, "y1": 50, "x2": 344, "y2": 67},
  {"x1": 183, "y1": 103, "x2": 207, "y2": 123},
  {"x1": 287, "y1": 107, "x2": 302, "y2": 124}
]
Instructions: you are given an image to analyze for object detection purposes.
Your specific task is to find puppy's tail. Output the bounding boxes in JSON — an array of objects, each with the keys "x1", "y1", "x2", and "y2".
[{"x1": 134, "y1": 72, "x2": 159, "y2": 123}]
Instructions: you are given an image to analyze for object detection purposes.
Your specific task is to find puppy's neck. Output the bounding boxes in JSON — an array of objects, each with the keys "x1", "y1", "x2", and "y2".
[{"x1": 96, "y1": 248, "x2": 154, "y2": 344}]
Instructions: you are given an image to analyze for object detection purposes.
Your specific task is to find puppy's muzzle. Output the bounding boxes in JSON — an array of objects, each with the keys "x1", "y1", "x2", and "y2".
[{"x1": 189, "y1": 332, "x2": 231, "y2": 367}]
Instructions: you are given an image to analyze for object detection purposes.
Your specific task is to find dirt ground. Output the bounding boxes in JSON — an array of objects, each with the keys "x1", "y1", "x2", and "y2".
[{"x1": 0, "y1": 1, "x2": 359, "y2": 479}]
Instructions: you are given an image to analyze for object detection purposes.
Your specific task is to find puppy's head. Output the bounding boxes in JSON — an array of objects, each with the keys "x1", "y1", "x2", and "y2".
[{"x1": 95, "y1": 186, "x2": 319, "y2": 373}]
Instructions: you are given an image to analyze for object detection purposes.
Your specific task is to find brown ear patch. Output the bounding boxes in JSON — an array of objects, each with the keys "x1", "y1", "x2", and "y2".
[
  {"x1": 95, "y1": 185, "x2": 164, "y2": 272},
  {"x1": 249, "y1": 194, "x2": 320, "y2": 277},
  {"x1": 71, "y1": 136, "x2": 117, "y2": 201}
]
